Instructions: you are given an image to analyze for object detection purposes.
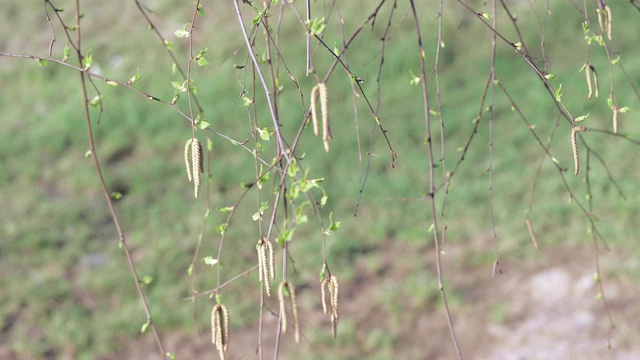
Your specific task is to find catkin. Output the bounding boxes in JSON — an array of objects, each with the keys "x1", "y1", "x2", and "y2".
[
  {"x1": 591, "y1": 65, "x2": 599, "y2": 99},
  {"x1": 184, "y1": 138, "x2": 193, "y2": 182},
  {"x1": 211, "y1": 303, "x2": 230, "y2": 359},
  {"x1": 318, "y1": 82, "x2": 332, "y2": 152},
  {"x1": 320, "y1": 275, "x2": 340, "y2": 338},
  {"x1": 605, "y1": 6, "x2": 612, "y2": 41},
  {"x1": 585, "y1": 64, "x2": 593, "y2": 100},
  {"x1": 192, "y1": 137, "x2": 203, "y2": 199},
  {"x1": 289, "y1": 282, "x2": 300, "y2": 343},
  {"x1": 321, "y1": 278, "x2": 329, "y2": 315},
  {"x1": 571, "y1": 126, "x2": 587, "y2": 175},
  {"x1": 256, "y1": 238, "x2": 273, "y2": 296},
  {"x1": 329, "y1": 275, "x2": 339, "y2": 338},
  {"x1": 277, "y1": 281, "x2": 300, "y2": 342},
  {"x1": 310, "y1": 85, "x2": 320, "y2": 136},
  {"x1": 278, "y1": 281, "x2": 288, "y2": 334},
  {"x1": 613, "y1": 108, "x2": 619, "y2": 134}
]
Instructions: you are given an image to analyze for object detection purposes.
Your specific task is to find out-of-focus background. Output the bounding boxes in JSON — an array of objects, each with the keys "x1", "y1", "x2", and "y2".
[{"x1": 1, "y1": 1, "x2": 640, "y2": 359}]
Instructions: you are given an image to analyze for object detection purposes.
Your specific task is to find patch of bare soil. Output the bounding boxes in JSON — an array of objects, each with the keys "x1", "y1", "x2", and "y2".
[{"x1": 109, "y1": 239, "x2": 640, "y2": 360}]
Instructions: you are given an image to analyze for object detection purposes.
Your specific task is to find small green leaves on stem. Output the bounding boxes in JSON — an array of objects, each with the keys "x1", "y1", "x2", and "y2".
[
  {"x1": 202, "y1": 256, "x2": 219, "y2": 267},
  {"x1": 195, "y1": 48, "x2": 208, "y2": 66},
  {"x1": 62, "y1": 40, "x2": 70, "y2": 62},
  {"x1": 409, "y1": 70, "x2": 421, "y2": 85},
  {"x1": 127, "y1": 68, "x2": 141, "y2": 85},
  {"x1": 89, "y1": 95, "x2": 101, "y2": 107},
  {"x1": 140, "y1": 321, "x2": 150, "y2": 334},
  {"x1": 306, "y1": 17, "x2": 326, "y2": 36},
  {"x1": 195, "y1": 115, "x2": 209, "y2": 130},
  {"x1": 554, "y1": 84, "x2": 563, "y2": 103},
  {"x1": 574, "y1": 113, "x2": 590, "y2": 123},
  {"x1": 324, "y1": 212, "x2": 340, "y2": 235},
  {"x1": 82, "y1": 49, "x2": 93, "y2": 71},
  {"x1": 276, "y1": 228, "x2": 294, "y2": 246},
  {"x1": 175, "y1": 24, "x2": 191, "y2": 38}
]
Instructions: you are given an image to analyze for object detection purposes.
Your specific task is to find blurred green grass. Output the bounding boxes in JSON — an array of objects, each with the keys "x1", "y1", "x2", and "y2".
[{"x1": 1, "y1": 0, "x2": 639, "y2": 358}]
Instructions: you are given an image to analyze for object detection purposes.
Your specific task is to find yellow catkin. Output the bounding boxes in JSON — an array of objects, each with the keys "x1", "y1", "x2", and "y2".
[
  {"x1": 266, "y1": 239, "x2": 275, "y2": 280},
  {"x1": 184, "y1": 138, "x2": 193, "y2": 182},
  {"x1": 256, "y1": 239, "x2": 271, "y2": 296},
  {"x1": 597, "y1": 8, "x2": 605, "y2": 38},
  {"x1": 318, "y1": 82, "x2": 332, "y2": 152},
  {"x1": 192, "y1": 137, "x2": 203, "y2": 199},
  {"x1": 572, "y1": 126, "x2": 587, "y2": 175},
  {"x1": 256, "y1": 240, "x2": 265, "y2": 283},
  {"x1": 613, "y1": 108, "x2": 619, "y2": 134},
  {"x1": 211, "y1": 303, "x2": 230, "y2": 359},
  {"x1": 584, "y1": 64, "x2": 593, "y2": 100},
  {"x1": 571, "y1": 127, "x2": 579, "y2": 175},
  {"x1": 591, "y1": 65, "x2": 599, "y2": 98},
  {"x1": 320, "y1": 278, "x2": 329, "y2": 315},
  {"x1": 329, "y1": 275, "x2": 339, "y2": 338},
  {"x1": 330, "y1": 276, "x2": 339, "y2": 321},
  {"x1": 310, "y1": 85, "x2": 320, "y2": 136},
  {"x1": 278, "y1": 281, "x2": 288, "y2": 334},
  {"x1": 605, "y1": 6, "x2": 612, "y2": 41},
  {"x1": 211, "y1": 304, "x2": 221, "y2": 345},
  {"x1": 288, "y1": 282, "x2": 300, "y2": 343},
  {"x1": 221, "y1": 304, "x2": 230, "y2": 352}
]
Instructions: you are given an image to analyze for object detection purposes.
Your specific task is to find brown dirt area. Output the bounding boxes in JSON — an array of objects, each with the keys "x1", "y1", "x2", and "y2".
[{"x1": 106, "y1": 238, "x2": 640, "y2": 360}]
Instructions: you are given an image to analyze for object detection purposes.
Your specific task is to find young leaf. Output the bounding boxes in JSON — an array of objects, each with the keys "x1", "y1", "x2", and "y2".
[
  {"x1": 554, "y1": 84, "x2": 563, "y2": 103},
  {"x1": 127, "y1": 68, "x2": 141, "y2": 85}
]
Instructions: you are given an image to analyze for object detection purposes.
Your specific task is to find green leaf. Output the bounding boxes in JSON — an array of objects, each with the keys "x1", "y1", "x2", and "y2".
[
  {"x1": 257, "y1": 127, "x2": 270, "y2": 141},
  {"x1": 242, "y1": 96, "x2": 254, "y2": 107},
  {"x1": 36, "y1": 58, "x2": 48, "y2": 67},
  {"x1": 89, "y1": 95, "x2": 101, "y2": 107},
  {"x1": 480, "y1": 12, "x2": 493, "y2": 20},
  {"x1": 127, "y1": 68, "x2": 141, "y2": 85},
  {"x1": 175, "y1": 24, "x2": 191, "y2": 38},
  {"x1": 305, "y1": 17, "x2": 326, "y2": 36},
  {"x1": 62, "y1": 40, "x2": 70, "y2": 62},
  {"x1": 202, "y1": 256, "x2": 219, "y2": 266},
  {"x1": 276, "y1": 228, "x2": 294, "y2": 245},
  {"x1": 110, "y1": 192, "x2": 123, "y2": 200},
  {"x1": 82, "y1": 49, "x2": 93, "y2": 70},
  {"x1": 140, "y1": 321, "x2": 150, "y2": 334},
  {"x1": 325, "y1": 212, "x2": 340, "y2": 234},
  {"x1": 217, "y1": 206, "x2": 234, "y2": 213},
  {"x1": 574, "y1": 113, "x2": 590, "y2": 122},
  {"x1": 187, "y1": 264, "x2": 194, "y2": 276},
  {"x1": 618, "y1": 106, "x2": 631, "y2": 113},
  {"x1": 142, "y1": 275, "x2": 153, "y2": 285},
  {"x1": 196, "y1": 57, "x2": 208, "y2": 66},
  {"x1": 217, "y1": 223, "x2": 228, "y2": 235},
  {"x1": 164, "y1": 40, "x2": 174, "y2": 51},
  {"x1": 319, "y1": 195, "x2": 328, "y2": 208},
  {"x1": 554, "y1": 84, "x2": 563, "y2": 103},
  {"x1": 196, "y1": 115, "x2": 209, "y2": 129}
]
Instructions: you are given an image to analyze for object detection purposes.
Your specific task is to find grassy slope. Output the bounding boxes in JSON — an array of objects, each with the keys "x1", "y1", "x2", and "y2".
[{"x1": 1, "y1": 1, "x2": 639, "y2": 358}]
